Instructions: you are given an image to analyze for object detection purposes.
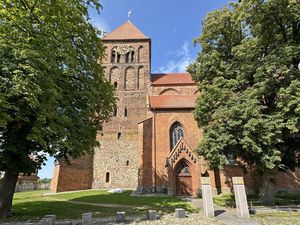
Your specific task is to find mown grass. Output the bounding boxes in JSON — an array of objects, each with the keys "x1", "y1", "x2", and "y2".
[
  {"x1": 253, "y1": 211, "x2": 300, "y2": 225},
  {"x1": 213, "y1": 192, "x2": 300, "y2": 207},
  {"x1": 5, "y1": 190, "x2": 195, "y2": 221},
  {"x1": 46, "y1": 190, "x2": 192, "y2": 209}
]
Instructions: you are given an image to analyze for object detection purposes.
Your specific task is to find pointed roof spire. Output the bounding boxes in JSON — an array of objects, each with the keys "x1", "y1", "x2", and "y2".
[{"x1": 102, "y1": 21, "x2": 149, "y2": 41}]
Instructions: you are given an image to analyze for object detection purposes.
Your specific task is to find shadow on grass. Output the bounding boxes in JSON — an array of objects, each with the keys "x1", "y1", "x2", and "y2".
[
  {"x1": 48, "y1": 190, "x2": 195, "y2": 213},
  {"x1": 9, "y1": 200, "x2": 143, "y2": 221}
]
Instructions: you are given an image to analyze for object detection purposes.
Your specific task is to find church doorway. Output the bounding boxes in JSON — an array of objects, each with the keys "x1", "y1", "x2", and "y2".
[{"x1": 175, "y1": 160, "x2": 193, "y2": 196}]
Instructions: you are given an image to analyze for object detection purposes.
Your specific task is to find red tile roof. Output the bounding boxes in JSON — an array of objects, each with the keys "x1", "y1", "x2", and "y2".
[
  {"x1": 149, "y1": 95, "x2": 197, "y2": 109},
  {"x1": 102, "y1": 21, "x2": 149, "y2": 40},
  {"x1": 151, "y1": 73, "x2": 196, "y2": 86}
]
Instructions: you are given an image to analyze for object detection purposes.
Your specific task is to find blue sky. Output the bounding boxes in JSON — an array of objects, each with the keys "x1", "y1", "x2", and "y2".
[{"x1": 38, "y1": 0, "x2": 233, "y2": 179}]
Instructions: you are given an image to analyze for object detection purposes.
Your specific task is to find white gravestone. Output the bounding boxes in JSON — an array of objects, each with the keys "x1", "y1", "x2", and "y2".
[
  {"x1": 201, "y1": 177, "x2": 215, "y2": 217},
  {"x1": 175, "y1": 208, "x2": 185, "y2": 218},
  {"x1": 147, "y1": 210, "x2": 158, "y2": 220},
  {"x1": 82, "y1": 212, "x2": 92, "y2": 225},
  {"x1": 232, "y1": 177, "x2": 250, "y2": 218},
  {"x1": 42, "y1": 215, "x2": 55, "y2": 225}
]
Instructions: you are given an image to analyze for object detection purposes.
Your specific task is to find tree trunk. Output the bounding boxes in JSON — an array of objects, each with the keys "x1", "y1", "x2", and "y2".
[
  {"x1": 0, "y1": 170, "x2": 19, "y2": 219},
  {"x1": 259, "y1": 169, "x2": 276, "y2": 206}
]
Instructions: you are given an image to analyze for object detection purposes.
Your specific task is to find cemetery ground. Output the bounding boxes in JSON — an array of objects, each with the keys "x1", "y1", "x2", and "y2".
[
  {"x1": 7, "y1": 190, "x2": 196, "y2": 221},
  {"x1": 2, "y1": 190, "x2": 300, "y2": 224}
]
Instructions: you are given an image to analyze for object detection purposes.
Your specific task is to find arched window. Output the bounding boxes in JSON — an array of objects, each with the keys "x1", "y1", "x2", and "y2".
[
  {"x1": 105, "y1": 172, "x2": 110, "y2": 183},
  {"x1": 175, "y1": 160, "x2": 191, "y2": 176},
  {"x1": 138, "y1": 66, "x2": 145, "y2": 89},
  {"x1": 114, "y1": 82, "x2": 118, "y2": 88},
  {"x1": 124, "y1": 67, "x2": 135, "y2": 90},
  {"x1": 111, "y1": 48, "x2": 121, "y2": 63},
  {"x1": 170, "y1": 122, "x2": 184, "y2": 150},
  {"x1": 111, "y1": 50, "x2": 116, "y2": 63},
  {"x1": 138, "y1": 46, "x2": 144, "y2": 63},
  {"x1": 125, "y1": 50, "x2": 135, "y2": 63}
]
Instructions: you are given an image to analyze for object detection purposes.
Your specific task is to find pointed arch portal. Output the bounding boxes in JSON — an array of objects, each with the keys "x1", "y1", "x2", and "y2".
[{"x1": 174, "y1": 160, "x2": 193, "y2": 196}]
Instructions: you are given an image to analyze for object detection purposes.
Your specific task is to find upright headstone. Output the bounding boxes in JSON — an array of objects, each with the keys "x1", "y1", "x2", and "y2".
[
  {"x1": 175, "y1": 208, "x2": 185, "y2": 218},
  {"x1": 82, "y1": 212, "x2": 92, "y2": 225},
  {"x1": 232, "y1": 177, "x2": 250, "y2": 218},
  {"x1": 42, "y1": 215, "x2": 56, "y2": 225},
  {"x1": 201, "y1": 177, "x2": 215, "y2": 217},
  {"x1": 116, "y1": 211, "x2": 126, "y2": 223},
  {"x1": 147, "y1": 210, "x2": 158, "y2": 220}
]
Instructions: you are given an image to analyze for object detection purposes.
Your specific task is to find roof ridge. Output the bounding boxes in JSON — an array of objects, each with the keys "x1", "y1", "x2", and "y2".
[{"x1": 102, "y1": 21, "x2": 149, "y2": 40}]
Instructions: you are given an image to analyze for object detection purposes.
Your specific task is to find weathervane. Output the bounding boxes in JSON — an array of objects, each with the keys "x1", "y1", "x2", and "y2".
[{"x1": 128, "y1": 10, "x2": 132, "y2": 21}]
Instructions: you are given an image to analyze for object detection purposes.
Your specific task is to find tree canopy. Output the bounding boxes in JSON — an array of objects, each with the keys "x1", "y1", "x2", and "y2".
[
  {"x1": 188, "y1": 0, "x2": 299, "y2": 202},
  {"x1": 0, "y1": 0, "x2": 115, "y2": 217}
]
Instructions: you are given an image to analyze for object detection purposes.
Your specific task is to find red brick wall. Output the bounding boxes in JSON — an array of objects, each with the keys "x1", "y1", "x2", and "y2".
[
  {"x1": 137, "y1": 118, "x2": 153, "y2": 191},
  {"x1": 51, "y1": 155, "x2": 93, "y2": 192},
  {"x1": 152, "y1": 110, "x2": 203, "y2": 190}
]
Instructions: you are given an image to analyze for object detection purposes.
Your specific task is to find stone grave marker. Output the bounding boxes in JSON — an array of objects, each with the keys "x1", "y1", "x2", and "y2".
[
  {"x1": 201, "y1": 177, "x2": 215, "y2": 217},
  {"x1": 147, "y1": 210, "x2": 157, "y2": 220},
  {"x1": 232, "y1": 177, "x2": 250, "y2": 218},
  {"x1": 175, "y1": 208, "x2": 185, "y2": 218},
  {"x1": 42, "y1": 215, "x2": 56, "y2": 225},
  {"x1": 116, "y1": 211, "x2": 126, "y2": 223},
  {"x1": 82, "y1": 212, "x2": 92, "y2": 225}
]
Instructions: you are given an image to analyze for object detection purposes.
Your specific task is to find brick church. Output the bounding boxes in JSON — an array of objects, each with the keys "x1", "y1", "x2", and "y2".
[{"x1": 50, "y1": 21, "x2": 300, "y2": 196}]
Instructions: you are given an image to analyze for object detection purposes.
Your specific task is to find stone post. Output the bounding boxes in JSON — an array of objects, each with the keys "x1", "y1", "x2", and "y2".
[
  {"x1": 82, "y1": 212, "x2": 92, "y2": 225},
  {"x1": 175, "y1": 208, "x2": 185, "y2": 218},
  {"x1": 42, "y1": 215, "x2": 55, "y2": 225},
  {"x1": 147, "y1": 210, "x2": 157, "y2": 220},
  {"x1": 116, "y1": 212, "x2": 126, "y2": 223},
  {"x1": 201, "y1": 177, "x2": 215, "y2": 217},
  {"x1": 232, "y1": 177, "x2": 250, "y2": 218}
]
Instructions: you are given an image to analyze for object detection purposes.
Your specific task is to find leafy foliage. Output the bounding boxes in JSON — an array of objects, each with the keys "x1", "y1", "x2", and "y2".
[
  {"x1": 188, "y1": 0, "x2": 300, "y2": 172},
  {"x1": 0, "y1": 0, "x2": 116, "y2": 175}
]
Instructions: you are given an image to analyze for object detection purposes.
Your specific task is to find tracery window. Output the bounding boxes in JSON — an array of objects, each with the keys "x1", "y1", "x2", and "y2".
[
  {"x1": 175, "y1": 161, "x2": 191, "y2": 176},
  {"x1": 170, "y1": 122, "x2": 184, "y2": 150}
]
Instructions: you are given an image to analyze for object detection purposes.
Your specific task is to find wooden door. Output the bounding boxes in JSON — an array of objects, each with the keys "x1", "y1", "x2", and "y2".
[{"x1": 175, "y1": 160, "x2": 193, "y2": 196}]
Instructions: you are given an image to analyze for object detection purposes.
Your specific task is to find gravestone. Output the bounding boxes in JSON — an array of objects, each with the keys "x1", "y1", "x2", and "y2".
[
  {"x1": 147, "y1": 210, "x2": 157, "y2": 220},
  {"x1": 42, "y1": 215, "x2": 56, "y2": 225},
  {"x1": 116, "y1": 211, "x2": 126, "y2": 223},
  {"x1": 82, "y1": 212, "x2": 92, "y2": 225},
  {"x1": 232, "y1": 177, "x2": 250, "y2": 218},
  {"x1": 175, "y1": 208, "x2": 185, "y2": 218},
  {"x1": 201, "y1": 177, "x2": 215, "y2": 217}
]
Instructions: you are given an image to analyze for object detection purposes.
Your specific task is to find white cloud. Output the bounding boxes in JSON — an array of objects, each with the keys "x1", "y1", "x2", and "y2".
[
  {"x1": 91, "y1": 18, "x2": 110, "y2": 37},
  {"x1": 158, "y1": 41, "x2": 193, "y2": 73}
]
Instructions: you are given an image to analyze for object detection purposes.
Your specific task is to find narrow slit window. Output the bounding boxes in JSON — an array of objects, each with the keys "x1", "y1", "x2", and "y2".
[
  {"x1": 105, "y1": 172, "x2": 110, "y2": 183},
  {"x1": 113, "y1": 107, "x2": 117, "y2": 117},
  {"x1": 117, "y1": 132, "x2": 121, "y2": 139},
  {"x1": 124, "y1": 107, "x2": 128, "y2": 117}
]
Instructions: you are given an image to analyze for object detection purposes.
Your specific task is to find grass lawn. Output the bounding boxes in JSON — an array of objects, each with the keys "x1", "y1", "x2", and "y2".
[
  {"x1": 6, "y1": 190, "x2": 195, "y2": 221},
  {"x1": 213, "y1": 192, "x2": 300, "y2": 207},
  {"x1": 253, "y1": 211, "x2": 300, "y2": 225}
]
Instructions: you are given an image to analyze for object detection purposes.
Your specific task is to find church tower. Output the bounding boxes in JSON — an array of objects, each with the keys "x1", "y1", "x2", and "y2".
[{"x1": 92, "y1": 21, "x2": 151, "y2": 189}]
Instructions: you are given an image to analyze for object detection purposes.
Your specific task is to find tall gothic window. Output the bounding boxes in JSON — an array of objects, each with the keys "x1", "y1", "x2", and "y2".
[{"x1": 170, "y1": 122, "x2": 184, "y2": 150}]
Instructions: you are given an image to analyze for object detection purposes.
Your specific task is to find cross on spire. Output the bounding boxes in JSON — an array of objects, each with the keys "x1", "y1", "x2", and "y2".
[{"x1": 128, "y1": 10, "x2": 132, "y2": 21}]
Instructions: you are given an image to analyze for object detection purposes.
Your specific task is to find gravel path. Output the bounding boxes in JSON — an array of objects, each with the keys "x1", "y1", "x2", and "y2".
[
  {"x1": 92, "y1": 212, "x2": 224, "y2": 225},
  {"x1": 0, "y1": 213, "x2": 223, "y2": 225}
]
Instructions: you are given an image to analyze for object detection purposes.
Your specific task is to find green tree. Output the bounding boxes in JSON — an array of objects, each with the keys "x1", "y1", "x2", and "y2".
[
  {"x1": 0, "y1": 0, "x2": 115, "y2": 218},
  {"x1": 188, "y1": 0, "x2": 300, "y2": 205}
]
